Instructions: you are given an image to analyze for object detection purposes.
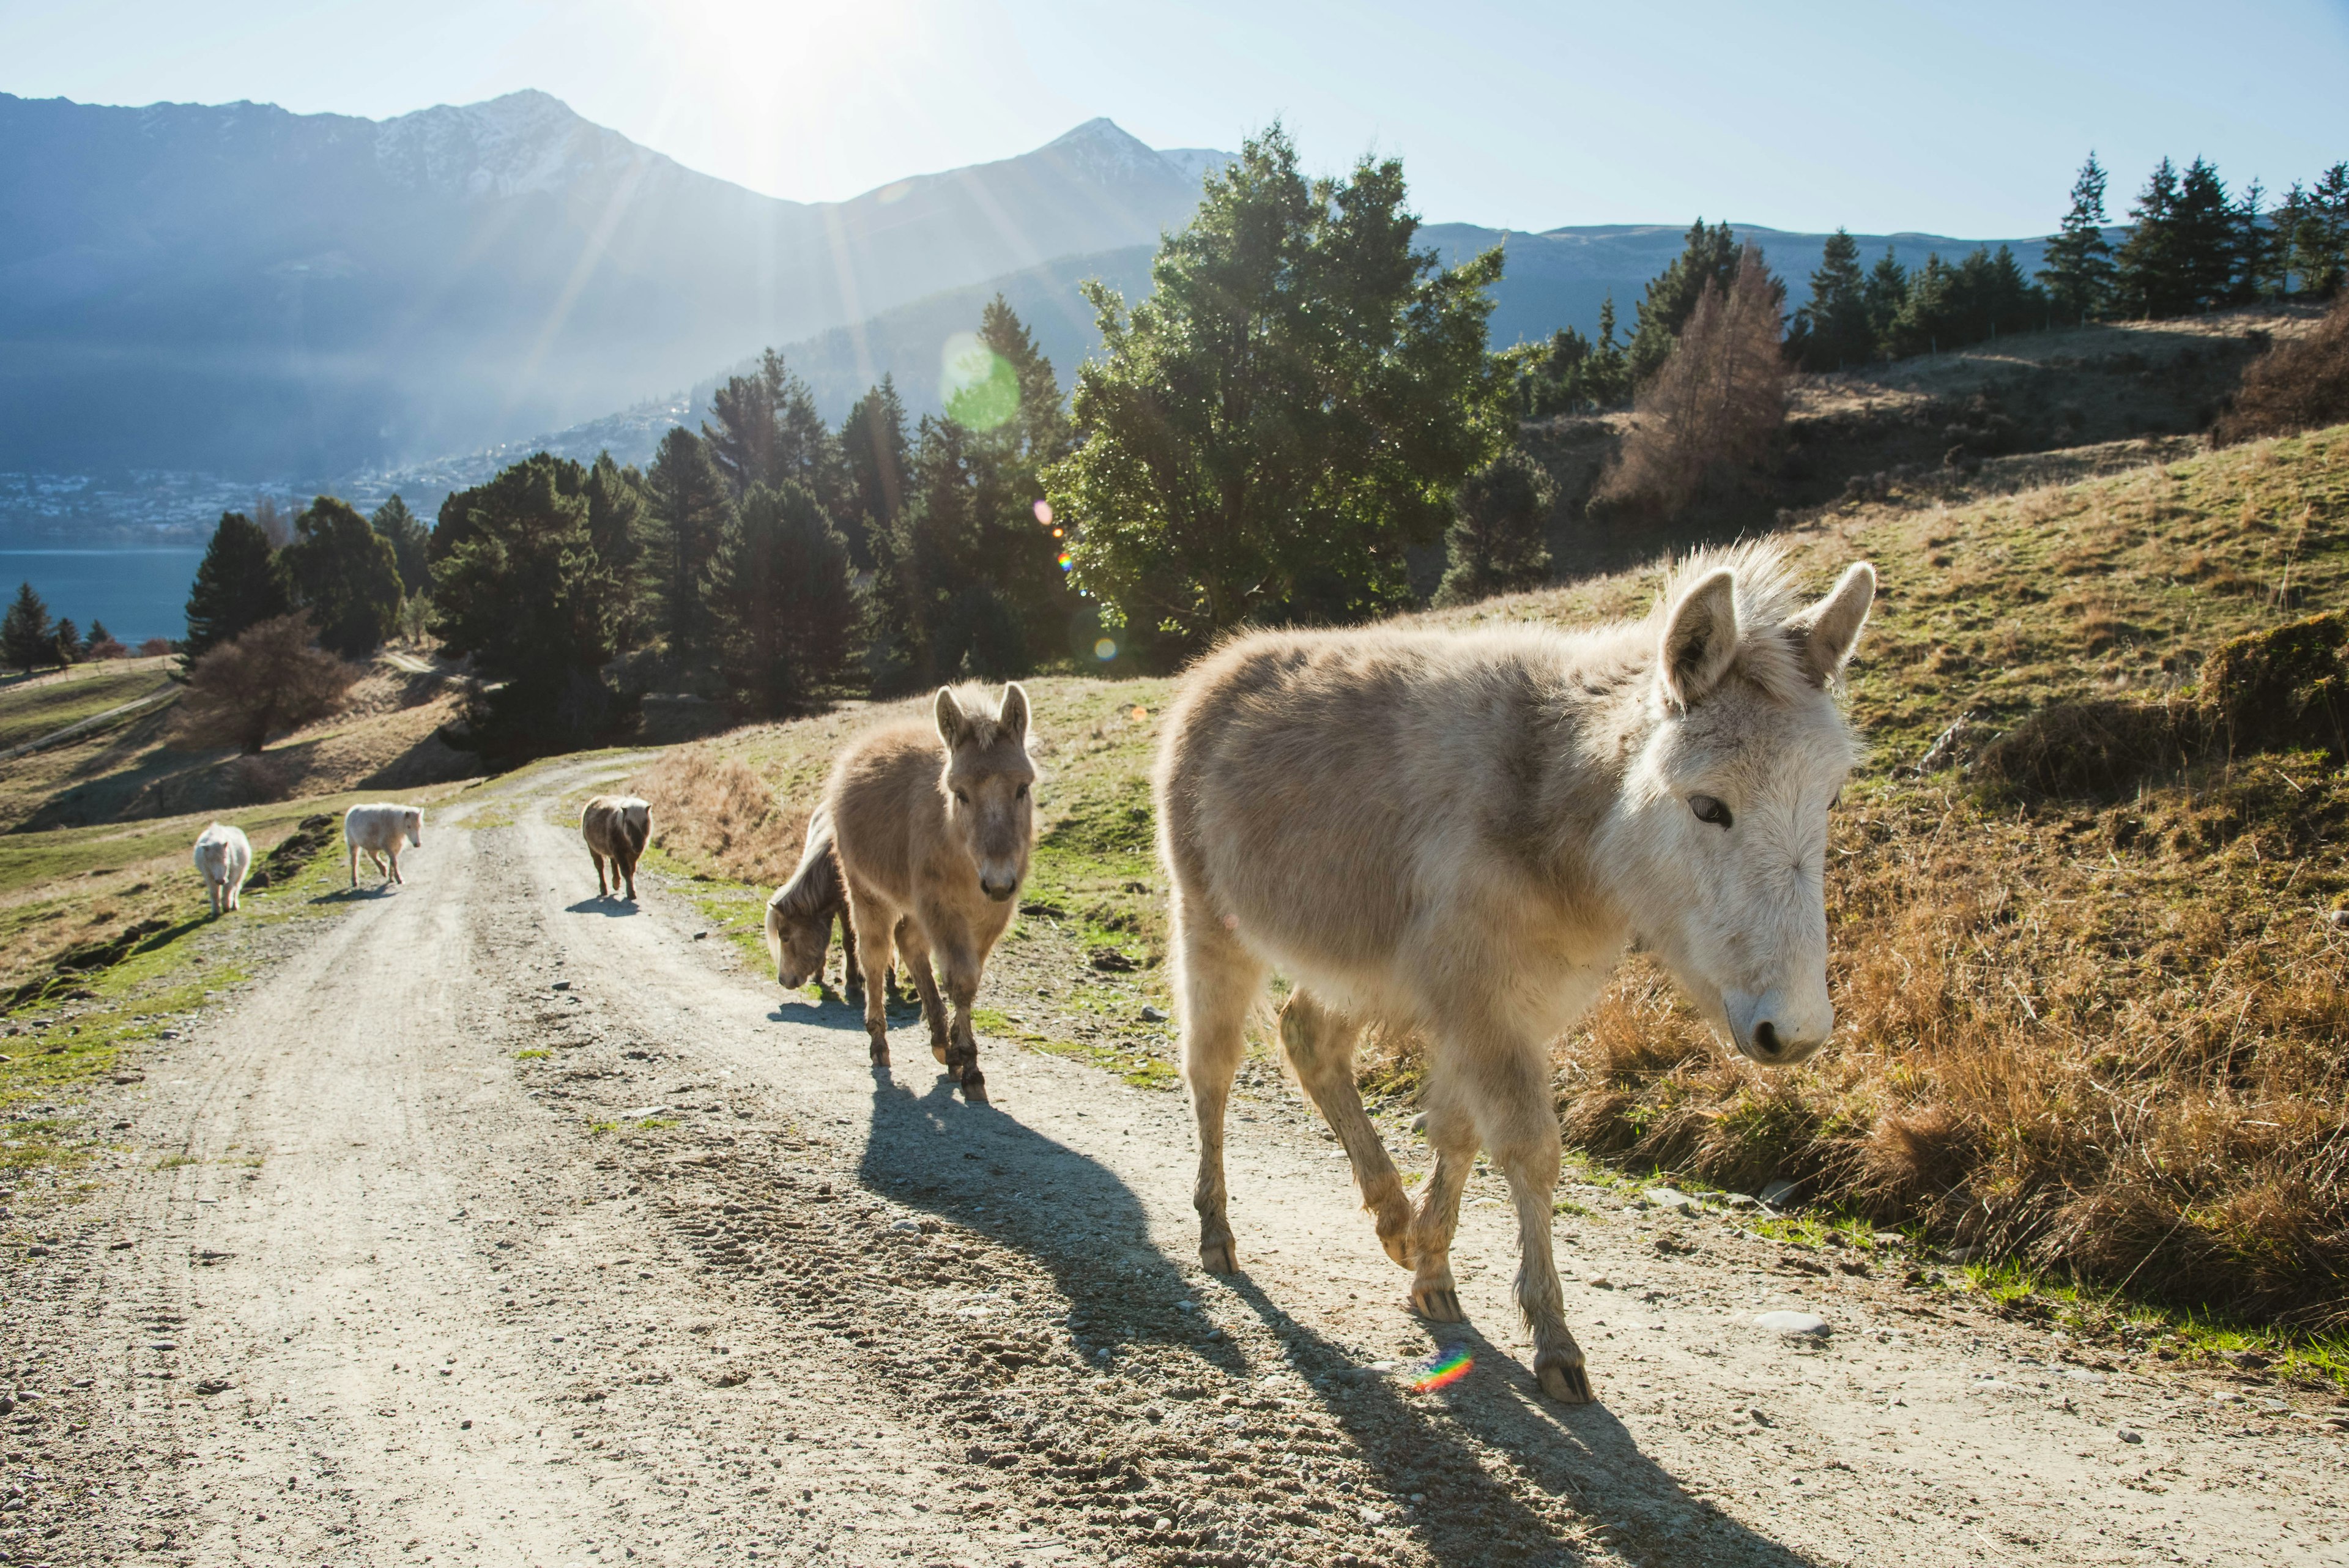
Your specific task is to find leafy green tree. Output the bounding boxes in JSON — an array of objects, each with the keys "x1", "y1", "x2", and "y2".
[
  {"x1": 2, "y1": 581, "x2": 53, "y2": 675},
  {"x1": 2038, "y1": 154, "x2": 2117, "y2": 324},
  {"x1": 431, "y1": 456, "x2": 629, "y2": 756},
  {"x1": 1517, "y1": 296, "x2": 1630, "y2": 415},
  {"x1": 705, "y1": 349, "x2": 848, "y2": 513},
  {"x1": 184, "y1": 511, "x2": 290, "y2": 660},
  {"x1": 840, "y1": 376, "x2": 910, "y2": 571},
  {"x1": 281, "y1": 497, "x2": 404, "y2": 660},
  {"x1": 1788, "y1": 228, "x2": 1871, "y2": 371},
  {"x1": 1434, "y1": 447, "x2": 1555, "y2": 605},
  {"x1": 1047, "y1": 124, "x2": 1507, "y2": 647},
  {"x1": 1627, "y1": 220, "x2": 1742, "y2": 384},
  {"x1": 371, "y1": 494, "x2": 431, "y2": 596},
  {"x1": 705, "y1": 481, "x2": 856, "y2": 716},
  {"x1": 644, "y1": 428, "x2": 735, "y2": 660}
]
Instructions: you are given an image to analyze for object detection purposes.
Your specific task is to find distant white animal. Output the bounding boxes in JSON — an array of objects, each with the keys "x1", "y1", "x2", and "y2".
[
  {"x1": 344, "y1": 803, "x2": 425, "y2": 888},
  {"x1": 191, "y1": 822, "x2": 251, "y2": 915}
]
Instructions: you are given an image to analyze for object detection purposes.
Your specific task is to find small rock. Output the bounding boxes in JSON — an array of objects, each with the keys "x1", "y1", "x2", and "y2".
[
  {"x1": 551, "y1": 981, "x2": 571, "y2": 992},
  {"x1": 146, "y1": 1340, "x2": 179, "y2": 1351},
  {"x1": 1747, "y1": 1407, "x2": 1773, "y2": 1425},
  {"x1": 1174, "y1": 1299, "x2": 1195, "y2": 1313},
  {"x1": 1759, "y1": 1178, "x2": 1802, "y2": 1209},
  {"x1": 194, "y1": 1379, "x2": 231, "y2": 1397},
  {"x1": 692, "y1": 931, "x2": 709, "y2": 941},
  {"x1": 1409, "y1": 1112, "x2": 1428, "y2": 1133},
  {"x1": 1140, "y1": 1006, "x2": 1167, "y2": 1023},
  {"x1": 1641, "y1": 1186, "x2": 1694, "y2": 1211},
  {"x1": 889, "y1": 1219, "x2": 919, "y2": 1233},
  {"x1": 1941, "y1": 1244, "x2": 1981, "y2": 1264},
  {"x1": 2230, "y1": 1350, "x2": 2271, "y2": 1371},
  {"x1": 2211, "y1": 1390, "x2": 2245, "y2": 1405},
  {"x1": 1754, "y1": 1311, "x2": 1831, "y2": 1340},
  {"x1": 1721, "y1": 1192, "x2": 1760, "y2": 1209},
  {"x1": 2116, "y1": 1427, "x2": 2144, "y2": 1444}
]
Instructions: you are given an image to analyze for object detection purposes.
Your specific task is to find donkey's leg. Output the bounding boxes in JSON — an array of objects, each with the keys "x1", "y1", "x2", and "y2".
[
  {"x1": 838, "y1": 908, "x2": 862, "y2": 1000},
  {"x1": 896, "y1": 921, "x2": 951, "y2": 1065},
  {"x1": 1481, "y1": 1052, "x2": 1592, "y2": 1403},
  {"x1": 921, "y1": 921, "x2": 990, "y2": 1102},
  {"x1": 590, "y1": 850, "x2": 607, "y2": 898},
  {"x1": 388, "y1": 846, "x2": 403, "y2": 885},
  {"x1": 1278, "y1": 990, "x2": 1412, "y2": 1268},
  {"x1": 1174, "y1": 905, "x2": 1265, "y2": 1274},
  {"x1": 623, "y1": 854, "x2": 638, "y2": 902},
  {"x1": 1408, "y1": 1096, "x2": 1479, "y2": 1321},
  {"x1": 347, "y1": 845, "x2": 359, "y2": 888},
  {"x1": 848, "y1": 888, "x2": 900, "y2": 1067}
]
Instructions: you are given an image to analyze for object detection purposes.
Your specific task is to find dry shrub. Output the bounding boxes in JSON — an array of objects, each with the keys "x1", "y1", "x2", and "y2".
[
  {"x1": 2212, "y1": 295, "x2": 2349, "y2": 447},
  {"x1": 174, "y1": 614, "x2": 360, "y2": 755},
  {"x1": 630, "y1": 746, "x2": 809, "y2": 889},
  {"x1": 2199, "y1": 609, "x2": 2347, "y2": 754},
  {"x1": 1973, "y1": 697, "x2": 2200, "y2": 797},
  {"x1": 1597, "y1": 248, "x2": 1788, "y2": 516}
]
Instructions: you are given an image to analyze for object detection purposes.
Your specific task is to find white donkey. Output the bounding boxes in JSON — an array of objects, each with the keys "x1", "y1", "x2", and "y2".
[
  {"x1": 191, "y1": 822, "x2": 251, "y2": 915},
  {"x1": 1156, "y1": 543, "x2": 1874, "y2": 1403},
  {"x1": 344, "y1": 803, "x2": 425, "y2": 888}
]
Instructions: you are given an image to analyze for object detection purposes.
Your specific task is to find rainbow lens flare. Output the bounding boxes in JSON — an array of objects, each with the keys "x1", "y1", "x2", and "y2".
[
  {"x1": 1094, "y1": 637, "x2": 1118, "y2": 661},
  {"x1": 1057, "y1": 551, "x2": 1074, "y2": 572},
  {"x1": 1409, "y1": 1347, "x2": 1474, "y2": 1392}
]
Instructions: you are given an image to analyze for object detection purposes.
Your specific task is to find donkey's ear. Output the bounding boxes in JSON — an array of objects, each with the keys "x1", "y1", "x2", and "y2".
[
  {"x1": 1786, "y1": 562, "x2": 1876, "y2": 686},
  {"x1": 998, "y1": 682, "x2": 1030, "y2": 745},
  {"x1": 935, "y1": 686, "x2": 968, "y2": 748},
  {"x1": 1661, "y1": 567, "x2": 1740, "y2": 710}
]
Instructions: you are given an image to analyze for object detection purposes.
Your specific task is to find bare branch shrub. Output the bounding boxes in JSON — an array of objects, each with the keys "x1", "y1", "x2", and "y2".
[
  {"x1": 175, "y1": 613, "x2": 360, "y2": 755},
  {"x1": 1598, "y1": 247, "x2": 1789, "y2": 516},
  {"x1": 2211, "y1": 294, "x2": 2349, "y2": 447}
]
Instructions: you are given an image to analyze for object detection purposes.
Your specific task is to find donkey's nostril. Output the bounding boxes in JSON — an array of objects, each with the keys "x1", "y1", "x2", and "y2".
[{"x1": 1752, "y1": 1020, "x2": 1782, "y2": 1058}]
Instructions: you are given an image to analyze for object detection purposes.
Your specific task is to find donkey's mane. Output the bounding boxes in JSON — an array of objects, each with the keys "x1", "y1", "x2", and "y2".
[
  {"x1": 773, "y1": 811, "x2": 841, "y2": 918},
  {"x1": 1653, "y1": 540, "x2": 1820, "y2": 703}
]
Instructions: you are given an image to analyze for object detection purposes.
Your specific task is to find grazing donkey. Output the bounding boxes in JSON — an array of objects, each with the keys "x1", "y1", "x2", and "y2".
[
  {"x1": 191, "y1": 822, "x2": 251, "y2": 915},
  {"x1": 580, "y1": 794, "x2": 652, "y2": 901},
  {"x1": 344, "y1": 803, "x2": 424, "y2": 888},
  {"x1": 763, "y1": 806, "x2": 870, "y2": 1000},
  {"x1": 1157, "y1": 544, "x2": 1875, "y2": 1403},
  {"x1": 828, "y1": 684, "x2": 1036, "y2": 1102}
]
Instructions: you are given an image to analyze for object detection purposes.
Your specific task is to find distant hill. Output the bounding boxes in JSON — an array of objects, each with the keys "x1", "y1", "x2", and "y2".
[{"x1": 0, "y1": 91, "x2": 1222, "y2": 479}]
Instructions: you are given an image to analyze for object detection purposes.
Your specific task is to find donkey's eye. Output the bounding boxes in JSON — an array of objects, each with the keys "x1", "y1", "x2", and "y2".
[
  {"x1": 954, "y1": 789, "x2": 970, "y2": 805},
  {"x1": 1015, "y1": 783, "x2": 1029, "y2": 801},
  {"x1": 1689, "y1": 794, "x2": 1734, "y2": 828}
]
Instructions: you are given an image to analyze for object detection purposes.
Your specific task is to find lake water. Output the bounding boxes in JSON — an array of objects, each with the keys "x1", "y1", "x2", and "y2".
[{"x1": 0, "y1": 549, "x2": 207, "y2": 645}]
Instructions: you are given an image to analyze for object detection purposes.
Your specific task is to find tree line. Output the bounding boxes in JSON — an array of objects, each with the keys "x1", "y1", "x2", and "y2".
[
  {"x1": 2, "y1": 582, "x2": 161, "y2": 676},
  {"x1": 174, "y1": 128, "x2": 2349, "y2": 759}
]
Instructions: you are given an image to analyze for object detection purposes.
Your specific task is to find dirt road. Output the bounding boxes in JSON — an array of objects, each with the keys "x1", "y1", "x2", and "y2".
[{"x1": 6, "y1": 757, "x2": 2342, "y2": 1567}]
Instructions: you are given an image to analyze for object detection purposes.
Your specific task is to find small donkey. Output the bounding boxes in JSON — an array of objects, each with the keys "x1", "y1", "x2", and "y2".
[
  {"x1": 826, "y1": 684, "x2": 1036, "y2": 1102},
  {"x1": 1156, "y1": 543, "x2": 1875, "y2": 1403},
  {"x1": 764, "y1": 806, "x2": 864, "y2": 1000}
]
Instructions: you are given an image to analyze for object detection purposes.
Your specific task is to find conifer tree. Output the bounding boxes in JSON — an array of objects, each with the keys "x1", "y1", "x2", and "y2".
[
  {"x1": 705, "y1": 481, "x2": 856, "y2": 716},
  {"x1": 280, "y1": 497, "x2": 404, "y2": 660},
  {"x1": 371, "y1": 494, "x2": 431, "y2": 596},
  {"x1": 1789, "y1": 228, "x2": 1871, "y2": 371},
  {"x1": 2117, "y1": 157, "x2": 2186, "y2": 318},
  {"x1": 643, "y1": 428, "x2": 734, "y2": 660},
  {"x1": 1863, "y1": 248, "x2": 1910, "y2": 351},
  {"x1": 2, "y1": 581, "x2": 55, "y2": 676},
  {"x1": 1434, "y1": 448, "x2": 1555, "y2": 605},
  {"x1": 704, "y1": 350, "x2": 848, "y2": 515},
  {"x1": 2038, "y1": 154, "x2": 2117, "y2": 324},
  {"x1": 184, "y1": 511, "x2": 290, "y2": 660},
  {"x1": 1627, "y1": 220, "x2": 1742, "y2": 384},
  {"x1": 841, "y1": 376, "x2": 911, "y2": 571},
  {"x1": 583, "y1": 454, "x2": 652, "y2": 648},
  {"x1": 52, "y1": 618, "x2": 80, "y2": 665},
  {"x1": 2172, "y1": 158, "x2": 2239, "y2": 311}
]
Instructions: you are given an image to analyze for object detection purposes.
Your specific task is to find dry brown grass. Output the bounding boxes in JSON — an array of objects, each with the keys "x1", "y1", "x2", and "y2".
[
  {"x1": 632, "y1": 745, "x2": 810, "y2": 890},
  {"x1": 2214, "y1": 295, "x2": 2349, "y2": 447}
]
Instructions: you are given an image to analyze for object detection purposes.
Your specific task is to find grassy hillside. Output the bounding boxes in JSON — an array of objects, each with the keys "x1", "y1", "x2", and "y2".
[{"x1": 640, "y1": 422, "x2": 2349, "y2": 1347}]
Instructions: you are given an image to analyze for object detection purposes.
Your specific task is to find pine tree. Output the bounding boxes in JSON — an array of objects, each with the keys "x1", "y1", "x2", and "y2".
[
  {"x1": 1600, "y1": 248, "x2": 1789, "y2": 516},
  {"x1": 1627, "y1": 220, "x2": 1742, "y2": 384},
  {"x1": 280, "y1": 497, "x2": 404, "y2": 660},
  {"x1": 584, "y1": 454, "x2": 652, "y2": 649},
  {"x1": 2038, "y1": 154, "x2": 2117, "y2": 324},
  {"x1": 971, "y1": 296, "x2": 1075, "y2": 667},
  {"x1": 705, "y1": 481, "x2": 856, "y2": 716},
  {"x1": 1863, "y1": 248, "x2": 1910, "y2": 352},
  {"x1": 2117, "y1": 157, "x2": 2186, "y2": 318},
  {"x1": 184, "y1": 511, "x2": 289, "y2": 660},
  {"x1": 2, "y1": 582, "x2": 55, "y2": 675},
  {"x1": 371, "y1": 494, "x2": 431, "y2": 596},
  {"x1": 640, "y1": 428, "x2": 734, "y2": 661},
  {"x1": 2303, "y1": 163, "x2": 2349, "y2": 296},
  {"x1": 704, "y1": 350, "x2": 848, "y2": 514},
  {"x1": 1434, "y1": 448, "x2": 1555, "y2": 605},
  {"x1": 1789, "y1": 228, "x2": 1870, "y2": 372},
  {"x1": 840, "y1": 376, "x2": 910, "y2": 571},
  {"x1": 2172, "y1": 158, "x2": 2238, "y2": 311},
  {"x1": 53, "y1": 617, "x2": 80, "y2": 665}
]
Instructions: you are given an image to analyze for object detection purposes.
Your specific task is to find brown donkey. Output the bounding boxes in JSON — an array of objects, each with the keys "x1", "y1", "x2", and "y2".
[
  {"x1": 1156, "y1": 544, "x2": 1874, "y2": 1403},
  {"x1": 763, "y1": 806, "x2": 867, "y2": 1000},
  {"x1": 826, "y1": 684, "x2": 1036, "y2": 1101},
  {"x1": 579, "y1": 795, "x2": 651, "y2": 901}
]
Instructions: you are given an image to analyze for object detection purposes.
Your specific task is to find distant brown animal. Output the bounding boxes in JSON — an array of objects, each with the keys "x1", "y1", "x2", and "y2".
[
  {"x1": 581, "y1": 795, "x2": 651, "y2": 901},
  {"x1": 764, "y1": 806, "x2": 867, "y2": 999},
  {"x1": 826, "y1": 684, "x2": 1036, "y2": 1102},
  {"x1": 1156, "y1": 543, "x2": 1875, "y2": 1404}
]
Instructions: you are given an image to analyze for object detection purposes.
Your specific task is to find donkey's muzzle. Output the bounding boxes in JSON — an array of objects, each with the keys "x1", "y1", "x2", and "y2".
[{"x1": 981, "y1": 877, "x2": 1019, "y2": 902}]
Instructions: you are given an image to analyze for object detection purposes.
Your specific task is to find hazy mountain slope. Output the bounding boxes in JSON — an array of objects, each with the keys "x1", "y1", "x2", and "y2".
[{"x1": 0, "y1": 93, "x2": 1215, "y2": 478}]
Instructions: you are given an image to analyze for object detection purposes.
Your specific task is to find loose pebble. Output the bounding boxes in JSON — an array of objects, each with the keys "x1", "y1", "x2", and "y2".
[{"x1": 1754, "y1": 1311, "x2": 1831, "y2": 1340}]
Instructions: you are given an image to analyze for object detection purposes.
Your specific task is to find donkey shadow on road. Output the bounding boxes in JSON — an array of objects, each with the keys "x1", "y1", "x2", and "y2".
[
  {"x1": 851, "y1": 1068, "x2": 1815, "y2": 1568},
  {"x1": 564, "y1": 896, "x2": 641, "y2": 918}
]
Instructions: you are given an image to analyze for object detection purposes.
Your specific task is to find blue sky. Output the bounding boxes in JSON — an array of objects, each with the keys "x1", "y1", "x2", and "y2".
[{"x1": 4, "y1": 0, "x2": 2345, "y2": 235}]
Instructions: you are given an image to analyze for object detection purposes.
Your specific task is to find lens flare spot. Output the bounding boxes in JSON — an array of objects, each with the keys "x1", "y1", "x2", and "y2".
[
  {"x1": 1056, "y1": 552, "x2": 1074, "y2": 572},
  {"x1": 1033, "y1": 499, "x2": 1053, "y2": 527},
  {"x1": 1410, "y1": 1347, "x2": 1475, "y2": 1392},
  {"x1": 1130, "y1": 705, "x2": 1148, "y2": 720},
  {"x1": 1093, "y1": 637, "x2": 1118, "y2": 661},
  {"x1": 940, "y1": 332, "x2": 1019, "y2": 430}
]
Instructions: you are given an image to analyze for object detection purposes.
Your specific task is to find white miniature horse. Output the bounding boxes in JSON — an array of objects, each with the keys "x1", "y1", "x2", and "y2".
[
  {"x1": 1156, "y1": 544, "x2": 1874, "y2": 1403},
  {"x1": 192, "y1": 822, "x2": 251, "y2": 915},
  {"x1": 344, "y1": 803, "x2": 424, "y2": 888}
]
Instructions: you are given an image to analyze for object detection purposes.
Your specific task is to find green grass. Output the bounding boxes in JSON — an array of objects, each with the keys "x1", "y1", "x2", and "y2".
[
  {"x1": 972, "y1": 1005, "x2": 1179, "y2": 1090},
  {"x1": 0, "y1": 664, "x2": 175, "y2": 751}
]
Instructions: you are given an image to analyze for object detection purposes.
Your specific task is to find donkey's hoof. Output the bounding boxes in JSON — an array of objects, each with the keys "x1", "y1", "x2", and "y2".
[
  {"x1": 1410, "y1": 1284, "x2": 1465, "y2": 1322},
  {"x1": 1536, "y1": 1351, "x2": 1595, "y2": 1404},
  {"x1": 868, "y1": 1037, "x2": 891, "y2": 1068},
  {"x1": 1200, "y1": 1239, "x2": 1239, "y2": 1274},
  {"x1": 931, "y1": 1041, "x2": 950, "y2": 1065},
  {"x1": 959, "y1": 1070, "x2": 989, "y2": 1104}
]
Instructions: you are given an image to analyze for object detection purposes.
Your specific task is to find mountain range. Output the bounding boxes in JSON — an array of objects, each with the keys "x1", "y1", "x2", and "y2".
[{"x1": 2, "y1": 87, "x2": 2071, "y2": 537}]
